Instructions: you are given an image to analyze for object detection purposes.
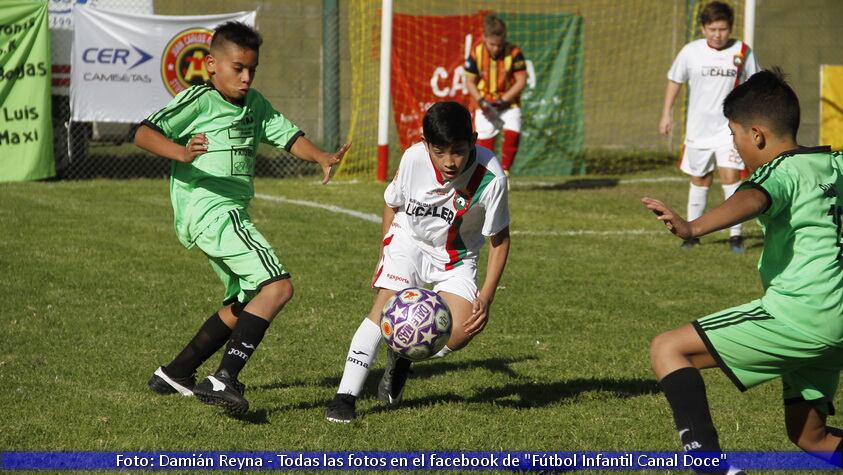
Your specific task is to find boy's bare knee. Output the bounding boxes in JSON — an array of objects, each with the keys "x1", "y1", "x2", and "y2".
[
  {"x1": 649, "y1": 332, "x2": 673, "y2": 363},
  {"x1": 262, "y1": 279, "x2": 294, "y2": 306}
]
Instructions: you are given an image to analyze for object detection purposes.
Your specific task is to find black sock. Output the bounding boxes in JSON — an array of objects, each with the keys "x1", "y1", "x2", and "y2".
[
  {"x1": 164, "y1": 312, "x2": 233, "y2": 378},
  {"x1": 660, "y1": 367, "x2": 722, "y2": 454},
  {"x1": 216, "y1": 311, "x2": 270, "y2": 379}
]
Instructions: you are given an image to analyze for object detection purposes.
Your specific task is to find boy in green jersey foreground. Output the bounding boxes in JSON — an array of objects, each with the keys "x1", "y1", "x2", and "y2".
[
  {"x1": 644, "y1": 68, "x2": 843, "y2": 471},
  {"x1": 134, "y1": 22, "x2": 350, "y2": 416}
]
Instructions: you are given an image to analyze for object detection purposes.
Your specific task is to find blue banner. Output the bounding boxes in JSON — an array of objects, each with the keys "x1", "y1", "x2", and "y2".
[{"x1": 1, "y1": 451, "x2": 840, "y2": 471}]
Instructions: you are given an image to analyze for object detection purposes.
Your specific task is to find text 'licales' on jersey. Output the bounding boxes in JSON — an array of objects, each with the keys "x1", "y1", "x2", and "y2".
[{"x1": 404, "y1": 201, "x2": 455, "y2": 224}]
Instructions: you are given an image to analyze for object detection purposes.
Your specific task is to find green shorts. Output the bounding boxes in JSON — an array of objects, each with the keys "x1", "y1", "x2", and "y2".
[
  {"x1": 194, "y1": 208, "x2": 289, "y2": 304},
  {"x1": 694, "y1": 300, "x2": 843, "y2": 415}
]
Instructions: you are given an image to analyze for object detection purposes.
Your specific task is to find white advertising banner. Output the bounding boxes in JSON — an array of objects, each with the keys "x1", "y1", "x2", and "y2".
[
  {"x1": 50, "y1": 0, "x2": 154, "y2": 95},
  {"x1": 71, "y1": 7, "x2": 256, "y2": 122}
]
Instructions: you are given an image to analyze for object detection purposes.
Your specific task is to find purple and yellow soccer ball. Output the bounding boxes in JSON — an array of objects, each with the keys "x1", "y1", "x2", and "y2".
[{"x1": 380, "y1": 287, "x2": 452, "y2": 361}]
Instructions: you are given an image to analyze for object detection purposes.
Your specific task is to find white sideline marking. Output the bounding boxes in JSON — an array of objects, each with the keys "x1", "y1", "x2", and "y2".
[
  {"x1": 255, "y1": 193, "x2": 380, "y2": 223},
  {"x1": 512, "y1": 229, "x2": 661, "y2": 237},
  {"x1": 255, "y1": 194, "x2": 662, "y2": 237},
  {"x1": 512, "y1": 176, "x2": 685, "y2": 188}
]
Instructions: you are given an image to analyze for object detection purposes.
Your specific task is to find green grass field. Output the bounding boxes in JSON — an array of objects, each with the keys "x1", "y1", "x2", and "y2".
[{"x1": 0, "y1": 171, "x2": 834, "y2": 472}]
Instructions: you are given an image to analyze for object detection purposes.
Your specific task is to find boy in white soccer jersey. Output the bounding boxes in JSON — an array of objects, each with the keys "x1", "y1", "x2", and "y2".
[
  {"x1": 325, "y1": 101, "x2": 511, "y2": 423},
  {"x1": 134, "y1": 22, "x2": 349, "y2": 416},
  {"x1": 645, "y1": 69, "x2": 843, "y2": 472},
  {"x1": 658, "y1": 1, "x2": 760, "y2": 252}
]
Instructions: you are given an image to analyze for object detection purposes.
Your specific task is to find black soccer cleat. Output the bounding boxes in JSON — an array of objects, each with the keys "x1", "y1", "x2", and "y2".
[
  {"x1": 378, "y1": 349, "x2": 412, "y2": 406},
  {"x1": 325, "y1": 393, "x2": 357, "y2": 423},
  {"x1": 680, "y1": 238, "x2": 700, "y2": 250},
  {"x1": 728, "y1": 235, "x2": 745, "y2": 254},
  {"x1": 193, "y1": 369, "x2": 249, "y2": 416},
  {"x1": 148, "y1": 366, "x2": 195, "y2": 396}
]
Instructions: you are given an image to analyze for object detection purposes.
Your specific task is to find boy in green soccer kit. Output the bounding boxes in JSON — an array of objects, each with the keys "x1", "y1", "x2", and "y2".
[
  {"x1": 644, "y1": 68, "x2": 843, "y2": 470},
  {"x1": 134, "y1": 22, "x2": 349, "y2": 416}
]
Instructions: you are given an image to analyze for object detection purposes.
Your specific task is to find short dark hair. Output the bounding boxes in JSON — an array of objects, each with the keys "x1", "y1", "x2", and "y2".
[
  {"x1": 422, "y1": 102, "x2": 474, "y2": 148},
  {"x1": 699, "y1": 1, "x2": 734, "y2": 27},
  {"x1": 723, "y1": 67, "x2": 800, "y2": 139},
  {"x1": 210, "y1": 22, "x2": 262, "y2": 52},
  {"x1": 483, "y1": 14, "x2": 506, "y2": 38}
]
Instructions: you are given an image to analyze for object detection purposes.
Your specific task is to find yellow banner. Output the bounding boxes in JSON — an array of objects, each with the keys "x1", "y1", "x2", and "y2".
[{"x1": 821, "y1": 65, "x2": 843, "y2": 150}]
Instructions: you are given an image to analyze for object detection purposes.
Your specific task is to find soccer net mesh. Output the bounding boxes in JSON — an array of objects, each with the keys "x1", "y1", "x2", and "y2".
[{"x1": 338, "y1": 0, "x2": 744, "y2": 179}]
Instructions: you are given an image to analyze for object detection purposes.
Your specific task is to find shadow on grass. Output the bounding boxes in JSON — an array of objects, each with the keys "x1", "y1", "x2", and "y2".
[
  {"x1": 254, "y1": 355, "x2": 537, "y2": 393},
  {"x1": 364, "y1": 377, "x2": 659, "y2": 414},
  {"x1": 514, "y1": 178, "x2": 619, "y2": 192},
  {"x1": 254, "y1": 356, "x2": 658, "y2": 421}
]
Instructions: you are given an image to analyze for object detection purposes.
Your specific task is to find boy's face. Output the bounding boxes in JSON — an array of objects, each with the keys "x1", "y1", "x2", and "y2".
[
  {"x1": 424, "y1": 136, "x2": 477, "y2": 181},
  {"x1": 206, "y1": 43, "x2": 259, "y2": 104},
  {"x1": 482, "y1": 34, "x2": 505, "y2": 59},
  {"x1": 700, "y1": 20, "x2": 731, "y2": 50},
  {"x1": 728, "y1": 119, "x2": 762, "y2": 170}
]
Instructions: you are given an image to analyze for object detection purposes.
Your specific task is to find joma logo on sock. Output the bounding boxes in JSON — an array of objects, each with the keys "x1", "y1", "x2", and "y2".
[
  {"x1": 227, "y1": 348, "x2": 249, "y2": 360},
  {"x1": 683, "y1": 441, "x2": 702, "y2": 451},
  {"x1": 346, "y1": 356, "x2": 368, "y2": 368}
]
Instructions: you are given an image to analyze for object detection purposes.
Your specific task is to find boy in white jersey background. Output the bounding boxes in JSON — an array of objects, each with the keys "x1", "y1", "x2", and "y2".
[
  {"x1": 326, "y1": 102, "x2": 511, "y2": 423},
  {"x1": 134, "y1": 22, "x2": 350, "y2": 416},
  {"x1": 659, "y1": 1, "x2": 760, "y2": 252},
  {"x1": 644, "y1": 69, "x2": 843, "y2": 471}
]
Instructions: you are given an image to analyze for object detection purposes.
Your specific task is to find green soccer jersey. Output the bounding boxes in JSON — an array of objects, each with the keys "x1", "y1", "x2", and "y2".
[
  {"x1": 143, "y1": 84, "x2": 302, "y2": 247},
  {"x1": 738, "y1": 146, "x2": 843, "y2": 346}
]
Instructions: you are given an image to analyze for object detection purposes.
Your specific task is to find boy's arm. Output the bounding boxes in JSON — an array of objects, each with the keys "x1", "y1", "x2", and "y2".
[
  {"x1": 499, "y1": 73, "x2": 527, "y2": 105},
  {"x1": 464, "y1": 226, "x2": 510, "y2": 335},
  {"x1": 658, "y1": 81, "x2": 682, "y2": 136},
  {"x1": 133, "y1": 124, "x2": 206, "y2": 163},
  {"x1": 288, "y1": 136, "x2": 351, "y2": 185},
  {"x1": 642, "y1": 188, "x2": 770, "y2": 240},
  {"x1": 465, "y1": 74, "x2": 487, "y2": 106}
]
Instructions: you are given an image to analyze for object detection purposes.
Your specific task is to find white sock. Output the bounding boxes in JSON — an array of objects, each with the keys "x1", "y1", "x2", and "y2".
[
  {"x1": 431, "y1": 345, "x2": 452, "y2": 359},
  {"x1": 336, "y1": 319, "x2": 382, "y2": 397},
  {"x1": 687, "y1": 183, "x2": 709, "y2": 222},
  {"x1": 722, "y1": 182, "x2": 743, "y2": 237}
]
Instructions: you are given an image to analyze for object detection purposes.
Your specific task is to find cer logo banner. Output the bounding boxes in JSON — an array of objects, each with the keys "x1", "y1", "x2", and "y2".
[{"x1": 82, "y1": 46, "x2": 153, "y2": 70}]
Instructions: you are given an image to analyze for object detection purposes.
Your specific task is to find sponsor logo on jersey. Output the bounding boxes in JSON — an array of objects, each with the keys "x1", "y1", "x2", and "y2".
[
  {"x1": 701, "y1": 66, "x2": 737, "y2": 77},
  {"x1": 820, "y1": 183, "x2": 838, "y2": 198},
  {"x1": 405, "y1": 198, "x2": 456, "y2": 224},
  {"x1": 161, "y1": 27, "x2": 213, "y2": 96}
]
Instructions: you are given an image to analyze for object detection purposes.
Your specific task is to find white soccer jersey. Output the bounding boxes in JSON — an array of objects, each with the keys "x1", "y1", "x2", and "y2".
[
  {"x1": 384, "y1": 142, "x2": 510, "y2": 270},
  {"x1": 668, "y1": 38, "x2": 760, "y2": 149}
]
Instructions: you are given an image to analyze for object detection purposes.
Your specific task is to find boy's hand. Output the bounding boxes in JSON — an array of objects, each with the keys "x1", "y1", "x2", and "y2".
[
  {"x1": 642, "y1": 197, "x2": 693, "y2": 239},
  {"x1": 464, "y1": 292, "x2": 490, "y2": 336},
  {"x1": 180, "y1": 133, "x2": 207, "y2": 163},
  {"x1": 490, "y1": 99, "x2": 510, "y2": 110},
  {"x1": 658, "y1": 115, "x2": 672, "y2": 136},
  {"x1": 320, "y1": 142, "x2": 351, "y2": 185}
]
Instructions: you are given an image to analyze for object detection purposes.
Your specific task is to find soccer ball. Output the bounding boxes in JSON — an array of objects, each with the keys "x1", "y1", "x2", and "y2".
[{"x1": 380, "y1": 287, "x2": 452, "y2": 361}]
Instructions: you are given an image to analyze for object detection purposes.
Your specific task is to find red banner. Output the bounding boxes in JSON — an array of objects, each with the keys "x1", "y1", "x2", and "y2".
[{"x1": 391, "y1": 13, "x2": 484, "y2": 150}]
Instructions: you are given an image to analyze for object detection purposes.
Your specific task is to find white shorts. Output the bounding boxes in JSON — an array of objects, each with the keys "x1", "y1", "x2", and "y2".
[
  {"x1": 372, "y1": 226, "x2": 477, "y2": 304},
  {"x1": 679, "y1": 144, "x2": 745, "y2": 177},
  {"x1": 474, "y1": 106, "x2": 521, "y2": 140}
]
